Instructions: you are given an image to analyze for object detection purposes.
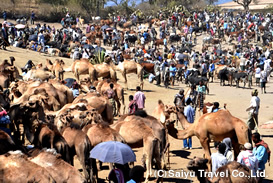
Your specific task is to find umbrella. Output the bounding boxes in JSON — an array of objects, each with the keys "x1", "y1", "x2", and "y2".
[
  {"x1": 90, "y1": 141, "x2": 136, "y2": 165},
  {"x1": 15, "y1": 24, "x2": 25, "y2": 29}
]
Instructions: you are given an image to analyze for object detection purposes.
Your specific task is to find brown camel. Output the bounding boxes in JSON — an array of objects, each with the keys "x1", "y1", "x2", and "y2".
[
  {"x1": 97, "y1": 79, "x2": 125, "y2": 115},
  {"x1": 0, "y1": 151, "x2": 55, "y2": 183},
  {"x1": 62, "y1": 125, "x2": 97, "y2": 182},
  {"x1": 111, "y1": 119, "x2": 161, "y2": 183},
  {"x1": 114, "y1": 60, "x2": 144, "y2": 90},
  {"x1": 64, "y1": 58, "x2": 96, "y2": 82},
  {"x1": 82, "y1": 122, "x2": 125, "y2": 147},
  {"x1": 187, "y1": 157, "x2": 257, "y2": 183},
  {"x1": 93, "y1": 62, "x2": 117, "y2": 81},
  {"x1": 166, "y1": 109, "x2": 249, "y2": 164},
  {"x1": 30, "y1": 149, "x2": 86, "y2": 183},
  {"x1": 52, "y1": 59, "x2": 65, "y2": 80},
  {"x1": 73, "y1": 93, "x2": 114, "y2": 123}
]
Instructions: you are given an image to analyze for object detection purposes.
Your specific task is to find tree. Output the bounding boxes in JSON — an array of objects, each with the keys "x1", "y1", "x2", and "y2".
[
  {"x1": 207, "y1": 0, "x2": 218, "y2": 5},
  {"x1": 233, "y1": 0, "x2": 259, "y2": 11}
]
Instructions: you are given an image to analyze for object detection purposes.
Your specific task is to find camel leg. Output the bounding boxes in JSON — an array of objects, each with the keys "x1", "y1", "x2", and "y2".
[
  {"x1": 199, "y1": 137, "x2": 211, "y2": 170},
  {"x1": 116, "y1": 99, "x2": 121, "y2": 116},
  {"x1": 76, "y1": 145, "x2": 89, "y2": 181},
  {"x1": 143, "y1": 137, "x2": 157, "y2": 183},
  {"x1": 122, "y1": 71, "x2": 128, "y2": 90},
  {"x1": 231, "y1": 137, "x2": 240, "y2": 160}
]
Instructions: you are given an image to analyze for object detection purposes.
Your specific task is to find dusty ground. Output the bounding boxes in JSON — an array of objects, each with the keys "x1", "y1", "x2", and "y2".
[{"x1": 0, "y1": 19, "x2": 272, "y2": 183}]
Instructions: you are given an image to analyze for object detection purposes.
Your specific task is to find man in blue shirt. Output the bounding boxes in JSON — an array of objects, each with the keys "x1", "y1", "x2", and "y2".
[
  {"x1": 209, "y1": 61, "x2": 215, "y2": 82},
  {"x1": 252, "y1": 132, "x2": 270, "y2": 182},
  {"x1": 183, "y1": 98, "x2": 195, "y2": 149},
  {"x1": 169, "y1": 64, "x2": 177, "y2": 86}
]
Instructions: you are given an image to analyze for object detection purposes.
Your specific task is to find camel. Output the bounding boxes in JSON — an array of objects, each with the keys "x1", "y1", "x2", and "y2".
[
  {"x1": 61, "y1": 125, "x2": 96, "y2": 182},
  {"x1": 187, "y1": 157, "x2": 257, "y2": 183},
  {"x1": 93, "y1": 62, "x2": 117, "y2": 81},
  {"x1": 64, "y1": 58, "x2": 96, "y2": 82},
  {"x1": 23, "y1": 68, "x2": 55, "y2": 81},
  {"x1": 97, "y1": 79, "x2": 125, "y2": 115},
  {"x1": 73, "y1": 93, "x2": 114, "y2": 123},
  {"x1": 30, "y1": 149, "x2": 86, "y2": 183},
  {"x1": 166, "y1": 109, "x2": 249, "y2": 164},
  {"x1": 33, "y1": 123, "x2": 71, "y2": 164},
  {"x1": 111, "y1": 118, "x2": 161, "y2": 183},
  {"x1": 0, "y1": 151, "x2": 55, "y2": 183},
  {"x1": 114, "y1": 60, "x2": 144, "y2": 90},
  {"x1": 52, "y1": 59, "x2": 65, "y2": 80}
]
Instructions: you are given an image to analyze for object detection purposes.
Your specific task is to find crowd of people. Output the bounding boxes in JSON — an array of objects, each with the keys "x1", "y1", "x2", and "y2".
[{"x1": 1, "y1": 7, "x2": 273, "y2": 183}]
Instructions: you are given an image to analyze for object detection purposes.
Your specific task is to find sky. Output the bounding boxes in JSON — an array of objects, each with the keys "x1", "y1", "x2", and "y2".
[{"x1": 105, "y1": 0, "x2": 232, "y2": 7}]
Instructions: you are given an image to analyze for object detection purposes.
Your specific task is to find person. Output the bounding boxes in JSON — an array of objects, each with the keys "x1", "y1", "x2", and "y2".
[
  {"x1": 188, "y1": 85, "x2": 198, "y2": 109},
  {"x1": 3, "y1": 11, "x2": 7, "y2": 21},
  {"x1": 0, "y1": 106, "x2": 12, "y2": 137},
  {"x1": 169, "y1": 64, "x2": 177, "y2": 86},
  {"x1": 252, "y1": 132, "x2": 271, "y2": 182},
  {"x1": 38, "y1": 30, "x2": 45, "y2": 53},
  {"x1": 71, "y1": 82, "x2": 80, "y2": 98},
  {"x1": 104, "y1": 83, "x2": 116, "y2": 116},
  {"x1": 127, "y1": 166, "x2": 145, "y2": 183},
  {"x1": 197, "y1": 81, "x2": 206, "y2": 111},
  {"x1": 128, "y1": 95, "x2": 138, "y2": 114},
  {"x1": 174, "y1": 88, "x2": 185, "y2": 109},
  {"x1": 246, "y1": 89, "x2": 260, "y2": 131},
  {"x1": 237, "y1": 142, "x2": 259, "y2": 177},
  {"x1": 134, "y1": 86, "x2": 145, "y2": 110},
  {"x1": 208, "y1": 61, "x2": 215, "y2": 82},
  {"x1": 222, "y1": 137, "x2": 234, "y2": 161},
  {"x1": 260, "y1": 67, "x2": 267, "y2": 94},
  {"x1": 211, "y1": 143, "x2": 228, "y2": 173},
  {"x1": 212, "y1": 102, "x2": 220, "y2": 112},
  {"x1": 31, "y1": 11, "x2": 35, "y2": 25},
  {"x1": 255, "y1": 66, "x2": 261, "y2": 86},
  {"x1": 183, "y1": 98, "x2": 195, "y2": 150},
  {"x1": 108, "y1": 163, "x2": 130, "y2": 183}
]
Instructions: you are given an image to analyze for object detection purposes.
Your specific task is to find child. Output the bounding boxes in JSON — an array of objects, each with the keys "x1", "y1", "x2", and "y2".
[{"x1": 128, "y1": 95, "x2": 138, "y2": 114}]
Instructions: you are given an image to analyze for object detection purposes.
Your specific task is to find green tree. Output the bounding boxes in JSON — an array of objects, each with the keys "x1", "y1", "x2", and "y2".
[{"x1": 233, "y1": 0, "x2": 259, "y2": 11}]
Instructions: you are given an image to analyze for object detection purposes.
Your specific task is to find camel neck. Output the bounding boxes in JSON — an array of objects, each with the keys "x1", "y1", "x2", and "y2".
[
  {"x1": 166, "y1": 124, "x2": 195, "y2": 140},
  {"x1": 177, "y1": 111, "x2": 193, "y2": 130}
]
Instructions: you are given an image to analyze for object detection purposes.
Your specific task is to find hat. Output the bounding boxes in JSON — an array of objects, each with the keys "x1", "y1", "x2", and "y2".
[{"x1": 244, "y1": 143, "x2": 252, "y2": 150}]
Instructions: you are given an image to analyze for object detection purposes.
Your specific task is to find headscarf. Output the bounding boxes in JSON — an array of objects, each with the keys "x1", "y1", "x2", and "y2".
[{"x1": 223, "y1": 137, "x2": 232, "y2": 156}]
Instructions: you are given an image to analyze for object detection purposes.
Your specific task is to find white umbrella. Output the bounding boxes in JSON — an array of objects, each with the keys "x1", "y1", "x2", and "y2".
[{"x1": 15, "y1": 24, "x2": 25, "y2": 29}]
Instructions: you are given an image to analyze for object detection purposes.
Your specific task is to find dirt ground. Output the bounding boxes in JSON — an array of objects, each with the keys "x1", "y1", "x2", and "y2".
[{"x1": 0, "y1": 19, "x2": 272, "y2": 183}]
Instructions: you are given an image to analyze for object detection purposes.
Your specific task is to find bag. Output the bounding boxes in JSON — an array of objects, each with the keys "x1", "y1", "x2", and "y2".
[{"x1": 0, "y1": 115, "x2": 11, "y2": 124}]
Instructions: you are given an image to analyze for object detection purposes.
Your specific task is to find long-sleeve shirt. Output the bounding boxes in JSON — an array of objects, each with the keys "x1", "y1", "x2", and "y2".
[
  {"x1": 253, "y1": 145, "x2": 268, "y2": 170},
  {"x1": 237, "y1": 150, "x2": 259, "y2": 176},
  {"x1": 211, "y1": 152, "x2": 228, "y2": 173},
  {"x1": 184, "y1": 105, "x2": 195, "y2": 123},
  {"x1": 134, "y1": 91, "x2": 146, "y2": 109}
]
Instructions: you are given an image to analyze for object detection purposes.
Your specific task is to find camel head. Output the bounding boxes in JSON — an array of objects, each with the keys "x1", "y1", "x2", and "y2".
[
  {"x1": 19, "y1": 100, "x2": 46, "y2": 143},
  {"x1": 57, "y1": 113, "x2": 74, "y2": 132},
  {"x1": 82, "y1": 108, "x2": 102, "y2": 124},
  {"x1": 187, "y1": 157, "x2": 208, "y2": 172}
]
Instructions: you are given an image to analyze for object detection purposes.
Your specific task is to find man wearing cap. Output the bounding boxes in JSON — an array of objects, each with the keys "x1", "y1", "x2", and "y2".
[
  {"x1": 237, "y1": 142, "x2": 259, "y2": 177},
  {"x1": 246, "y1": 89, "x2": 260, "y2": 131}
]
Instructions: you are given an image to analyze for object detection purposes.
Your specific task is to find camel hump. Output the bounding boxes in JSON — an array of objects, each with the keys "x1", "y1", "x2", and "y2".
[
  {"x1": 158, "y1": 100, "x2": 164, "y2": 105},
  {"x1": 134, "y1": 110, "x2": 148, "y2": 118}
]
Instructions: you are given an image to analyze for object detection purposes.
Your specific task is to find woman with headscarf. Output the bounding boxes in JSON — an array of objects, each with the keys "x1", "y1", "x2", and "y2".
[{"x1": 223, "y1": 137, "x2": 234, "y2": 161}]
